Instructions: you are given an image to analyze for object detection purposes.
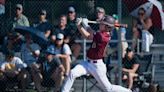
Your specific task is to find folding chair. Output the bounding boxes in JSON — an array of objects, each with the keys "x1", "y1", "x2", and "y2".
[
  {"x1": 132, "y1": 54, "x2": 159, "y2": 92},
  {"x1": 85, "y1": 75, "x2": 104, "y2": 92}
]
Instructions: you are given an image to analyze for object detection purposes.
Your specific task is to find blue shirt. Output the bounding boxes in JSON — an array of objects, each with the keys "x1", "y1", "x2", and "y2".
[{"x1": 33, "y1": 20, "x2": 53, "y2": 33}]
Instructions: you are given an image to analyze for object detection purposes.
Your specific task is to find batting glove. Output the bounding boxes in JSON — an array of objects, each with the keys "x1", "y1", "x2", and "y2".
[
  {"x1": 76, "y1": 17, "x2": 82, "y2": 26},
  {"x1": 82, "y1": 18, "x2": 90, "y2": 29}
]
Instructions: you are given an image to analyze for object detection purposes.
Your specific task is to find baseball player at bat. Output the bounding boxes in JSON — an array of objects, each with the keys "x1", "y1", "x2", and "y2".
[{"x1": 61, "y1": 15, "x2": 132, "y2": 92}]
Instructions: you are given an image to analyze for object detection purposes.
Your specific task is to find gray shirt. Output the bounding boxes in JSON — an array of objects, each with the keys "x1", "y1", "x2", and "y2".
[
  {"x1": 13, "y1": 14, "x2": 30, "y2": 28},
  {"x1": 47, "y1": 44, "x2": 72, "y2": 55}
]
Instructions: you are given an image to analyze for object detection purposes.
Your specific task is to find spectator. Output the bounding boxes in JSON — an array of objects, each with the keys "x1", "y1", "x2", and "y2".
[
  {"x1": 2, "y1": 32, "x2": 23, "y2": 54},
  {"x1": 105, "y1": 14, "x2": 128, "y2": 64},
  {"x1": 132, "y1": 7, "x2": 153, "y2": 52},
  {"x1": 51, "y1": 15, "x2": 70, "y2": 44},
  {"x1": 33, "y1": 9, "x2": 53, "y2": 38},
  {"x1": 96, "y1": 7, "x2": 105, "y2": 22},
  {"x1": 11, "y1": 4, "x2": 29, "y2": 51},
  {"x1": 138, "y1": 8, "x2": 153, "y2": 52},
  {"x1": 31, "y1": 47, "x2": 65, "y2": 92},
  {"x1": 122, "y1": 47, "x2": 140, "y2": 89},
  {"x1": 112, "y1": 15, "x2": 129, "y2": 58},
  {"x1": 0, "y1": 0, "x2": 5, "y2": 15},
  {"x1": 67, "y1": 6, "x2": 82, "y2": 62},
  {"x1": 121, "y1": 27, "x2": 128, "y2": 58},
  {"x1": 0, "y1": 50, "x2": 28, "y2": 92},
  {"x1": 13, "y1": 4, "x2": 29, "y2": 28},
  {"x1": 21, "y1": 33, "x2": 41, "y2": 67},
  {"x1": 90, "y1": 7, "x2": 106, "y2": 31},
  {"x1": 48, "y1": 33, "x2": 72, "y2": 77}
]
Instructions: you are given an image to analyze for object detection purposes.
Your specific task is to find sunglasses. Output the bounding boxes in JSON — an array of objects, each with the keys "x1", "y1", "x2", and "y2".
[
  {"x1": 68, "y1": 12, "x2": 74, "y2": 14},
  {"x1": 56, "y1": 38, "x2": 62, "y2": 40},
  {"x1": 138, "y1": 12, "x2": 145, "y2": 15},
  {"x1": 40, "y1": 13, "x2": 46, "y2": 15},
  {"x1": 16, "y1": 8, "x2": 21, "y2": 11},
  {"x1": 97, "y1": 11, "x2": 104, "y2": 14}
]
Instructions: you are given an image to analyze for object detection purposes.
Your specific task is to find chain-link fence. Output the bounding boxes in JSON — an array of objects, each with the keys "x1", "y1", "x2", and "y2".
[
  {"x1": 0, "y1": 0, "x2": 164, "y2": 92},
  {"x1": 0, "y1": 0, "x2": 163, "y2": 41},
  {"x1": 1, "y1": 0, "x2": 163, "y2": 41}
]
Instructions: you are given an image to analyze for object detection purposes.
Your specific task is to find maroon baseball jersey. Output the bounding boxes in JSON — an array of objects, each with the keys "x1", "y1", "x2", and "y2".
[{"x1": 87, "y1": 31, "x2": 110, "y2": 59}]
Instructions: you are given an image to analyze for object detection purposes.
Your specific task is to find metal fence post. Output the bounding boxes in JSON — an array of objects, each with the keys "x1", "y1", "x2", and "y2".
[
  {"x1": 83, "y1": 39, "x2": 87, "y2": 92},
  {"x1": 137, "y1": 39, "x2": 140, "y2": 54},
  {"x1": 117, "y1": 0, "x2": 122, "y2": 85}
]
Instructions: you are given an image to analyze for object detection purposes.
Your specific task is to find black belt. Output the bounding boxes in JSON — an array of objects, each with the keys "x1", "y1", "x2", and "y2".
[{"x1": 88, "y1": 60, "x2": 97, "y2": 63}]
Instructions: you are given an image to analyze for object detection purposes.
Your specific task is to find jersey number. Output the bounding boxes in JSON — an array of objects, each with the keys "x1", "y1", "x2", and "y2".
[{"x1": 91, "y1": 42, "x2": 96, "y2": 48}]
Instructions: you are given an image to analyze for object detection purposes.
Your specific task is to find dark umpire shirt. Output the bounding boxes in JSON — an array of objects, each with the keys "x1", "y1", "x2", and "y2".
[{"x1": 122, "y1": 55, "x2": 139, "y2": 73}]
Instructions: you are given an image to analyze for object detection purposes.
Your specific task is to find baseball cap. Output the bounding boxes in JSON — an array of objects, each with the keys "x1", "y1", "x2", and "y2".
[
  {"x1": 126, "y1": 47, "x2": 133, "y2": 53},
  {"x1": 45, "y1": 46, "x2": 56, "y2": 55},
  {"x1": 56, "y1": 33, "x2": 64, "y2": 40},
  {"x1": 40, "y1": 9, "x2": 47, "y2": 15},
  {"x1": 96, "y1": 7, "x2": 105, "y2": 13},
  {"x1": 68, "y1": 6, "x2": 75, "y2": 13},
  {"x1": 112, "y1": 14, "x2": 119, "y2": 20},
  {"x1": 16, "y1": 4, "x2": 23, "y2": 10}
]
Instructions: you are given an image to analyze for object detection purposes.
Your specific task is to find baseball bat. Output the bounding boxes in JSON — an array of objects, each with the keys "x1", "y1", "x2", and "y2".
[
  {"x1": 88, "y1": 20, "x2": 128, "y2": 28},
  {"x1": 88, "y1": 20, "x2": 98, "y2": 24}
]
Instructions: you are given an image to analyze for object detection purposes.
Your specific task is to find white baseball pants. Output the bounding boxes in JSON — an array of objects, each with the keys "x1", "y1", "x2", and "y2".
[{"x1": 61, "y1": 59, "x2": 131, "y2": 92}]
